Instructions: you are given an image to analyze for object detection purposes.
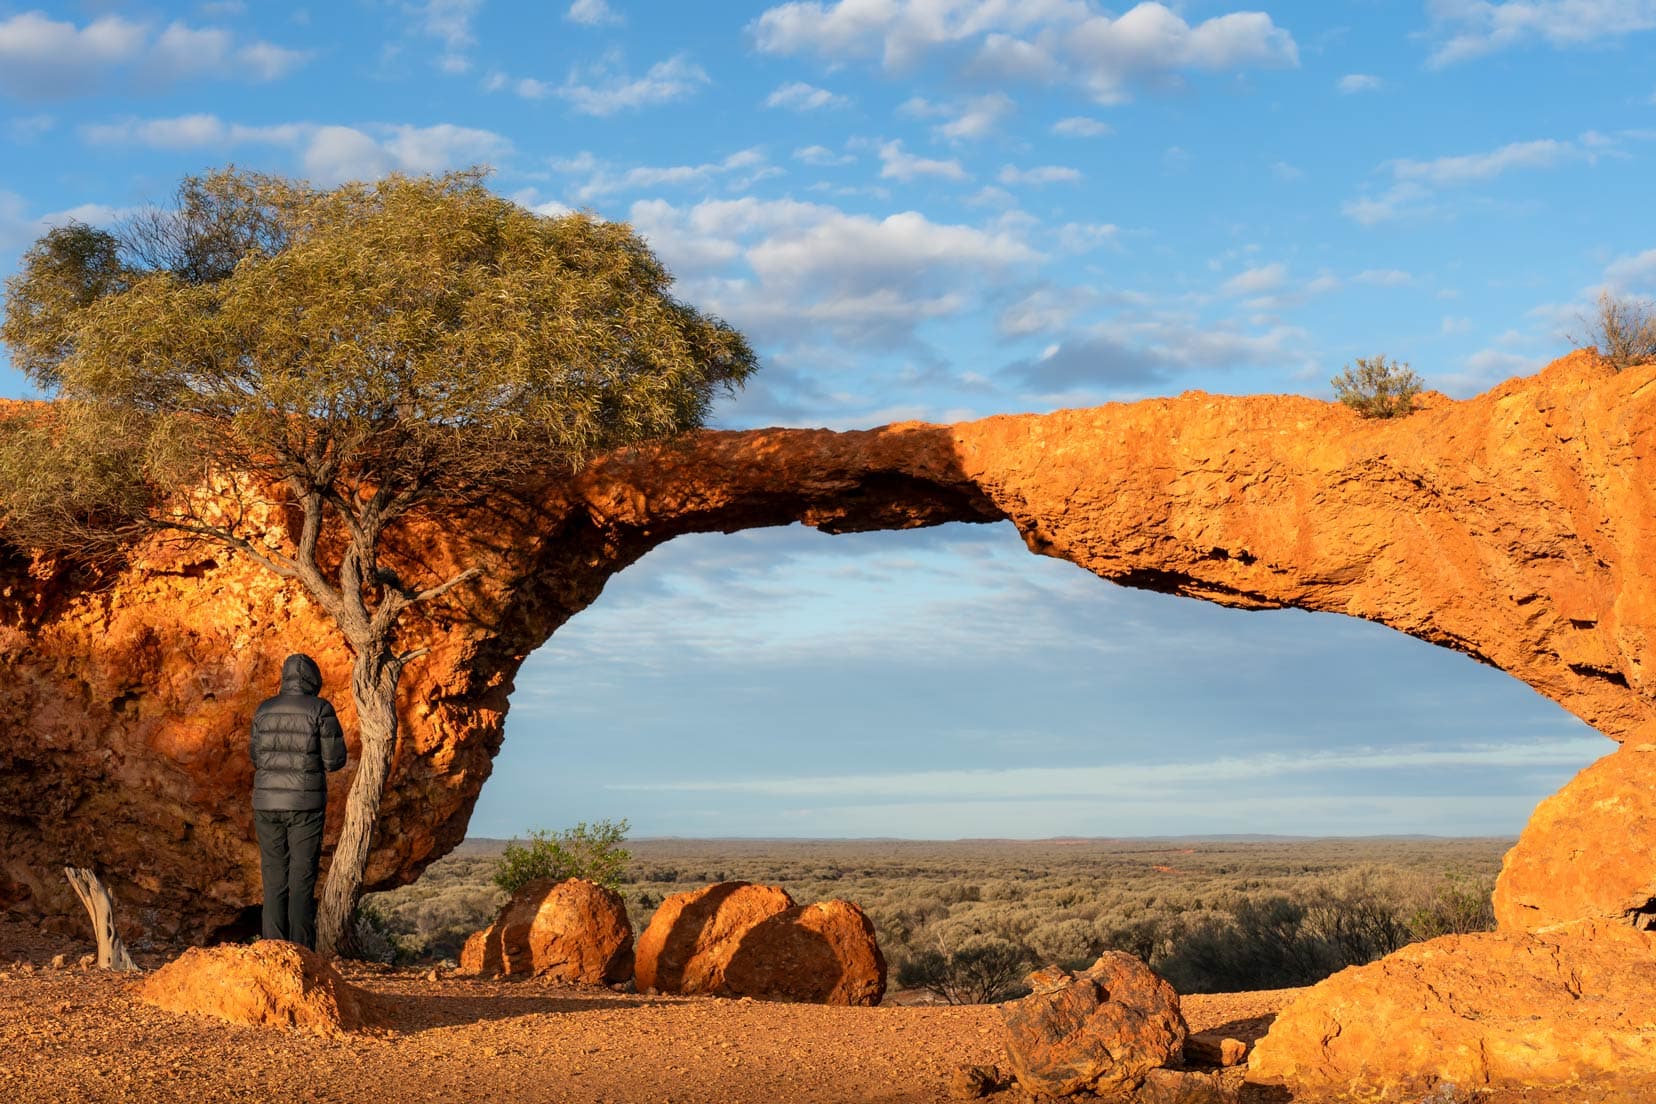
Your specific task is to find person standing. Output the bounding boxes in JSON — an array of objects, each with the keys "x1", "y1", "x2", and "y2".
[{"x1": 250, "y1": 653, "x2": 347, "y2": 950}]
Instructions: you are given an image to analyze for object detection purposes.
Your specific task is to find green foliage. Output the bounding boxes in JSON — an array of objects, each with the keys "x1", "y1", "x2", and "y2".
[
  {"x1": 895, "y1": 937, "x2": 1031, "y2": 1005},
  {"x1": 1331, "y1": 355, "x2": 1424, "y2": 418},
  {"x1": 492, "y1": 818, "x2": 632, "y2": 895},
  {"x1": 1574, "y1": 291, "x2": 1656, "y2": 372},
  {"x1": 0, "y1": 166, "x2": 757, "y2": 560}
]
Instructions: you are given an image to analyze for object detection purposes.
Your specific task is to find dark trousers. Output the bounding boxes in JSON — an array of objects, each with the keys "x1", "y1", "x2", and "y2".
[{"x1": 253, "y1": 808, "x2": 325, "y2": 950}]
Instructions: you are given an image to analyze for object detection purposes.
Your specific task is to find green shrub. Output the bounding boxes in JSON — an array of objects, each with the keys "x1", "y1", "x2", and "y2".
[
  {"x1": 493, "y1": 818, "x2": 631, "y2": 894},
  {"x1": 895, "y1": 936, "x2": 1031, "y2": 1005},
  {"x1": 1575, "y1": 291, "x2": 1656, "y2": 371},
  {"x1": 1332, "y1": 355, "x2": 1424, "y2": 418}
]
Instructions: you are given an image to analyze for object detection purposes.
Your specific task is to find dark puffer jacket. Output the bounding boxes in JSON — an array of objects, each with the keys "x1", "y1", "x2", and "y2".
[{"x1": 250, "y1": 654, "x2": 347, "y2": 812}]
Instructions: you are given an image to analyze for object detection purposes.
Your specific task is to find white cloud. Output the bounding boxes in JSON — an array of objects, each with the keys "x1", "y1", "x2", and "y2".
[
  {"x1": 550, "y1": 148, "x2": 779, "y2": 201},
  {"x1": 567, "y1": 0, "x2": 624, "y2": 26},
  {"x1": 410, "y1": 0, "x2": 482, "y2": 71},
  {"x1": 1051, "y1": 115, "x2": 1113, "y2": 137},
  {"x1": 1338, "y1": 73, "x2": 1382, "y2": 93},
  {"x1": 1390, "y1": 138, "x2": 1576, "y2": 183},
  {"x1": 877, "y1": 140, "x2": 968, "y2": 182},
  {"x1": 750, "y1": 1, "x2": 1297, "y2": 103},
  {"x1": 558, "y1": 53, "x2": 709, "y2": 115},
  {"x1": 938, "y1": 92, "x2": 1015, "y2": 141},
  {"x1": 0, "y1": 190, "x2": 131, "y2": 253},
  {"x1": 1425, "y1": 0, "x2": 1656, "y2": 67},
  {"x1": 764, "y1": 81, "x2": 850, "y2": 110},
  {"x1": 1271, "y1": 160, "x2": 1303, "y2": 180},
  {"x1": 794, "y1": 144, "x2": 854, "y2": 166},
  {"x1": 0, "y1": 10, "x2": 307, "y2": 98},
  {"x1": 78, "y1": 113, "x2": 511, "y2": 186},
  {"x1": 998, "y1": 163, "x2": 1083, "y2": 186},
  {"x1": 1221, "y1": 262, "x2": 1288, "y2": 296},
  {"x1": 1343, "y1": 137, "x2": 1592, "y2": 224},
  {"x1": 1353, "y1": 268, "x2": 1413, "y2": 286},
  {"x1": 6, "y1": 114, "x2": 55, "y2": 142},
  {"x1": 1056, "y1": 222, "x2": 1119, "y2": 253},
  {"x1": 1604, "y1": 247, "x2": 1656, "y2": 292}
]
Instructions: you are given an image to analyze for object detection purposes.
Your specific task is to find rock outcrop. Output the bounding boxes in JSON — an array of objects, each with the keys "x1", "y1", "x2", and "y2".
[
  {"x1": 1246, "y1": 920, "x2": 1656, "y2": 1099},
  {"x1": 1493, "y1": 738, "x2": 1656, "y2": 932},
  {"x1": 633, "y1": 882, "x2": 794, "y2": 996},
  {"x1": 998, "y1": 954, "x2": 1188, "y2": 1098},
  {"x1": 1, "y1": 352, "x2": 1654, "y2": 938},
  {"x1": 456, "y1": 877, "x2": 632, "y2": 984},
  {"x1": 137, "y1": 941, "x2": 380, "y2": 1034},
  {"x1": 721, "y1": 899, "x2": 887, "y2": 1006}
]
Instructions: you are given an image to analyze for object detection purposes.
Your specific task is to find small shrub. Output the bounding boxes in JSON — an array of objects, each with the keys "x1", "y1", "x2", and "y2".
[
  {"x1": 1573, "y1": 291, "x2": 1656, "y2": 371},
  {"x1": 493, "y1": 818, "x2": 631, "y2": 895},
  {"x1": 1331, "y1": 355, "x2": 1424, "y2": 418},
  {"x1": 350, "y1": 904, "x2": 399, "y2": 964},
  {"x1": 895, "y1": 936, "x2": 1031, "y2": 1004}
]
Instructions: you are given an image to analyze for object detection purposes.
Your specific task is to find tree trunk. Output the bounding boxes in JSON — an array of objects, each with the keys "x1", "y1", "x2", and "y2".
[
  {"x1": 315, "y1": 650, "x2": 401, "y2": 959},
  {"x1": 63, "y1": 867, "x2": 138, "y2": 971}
]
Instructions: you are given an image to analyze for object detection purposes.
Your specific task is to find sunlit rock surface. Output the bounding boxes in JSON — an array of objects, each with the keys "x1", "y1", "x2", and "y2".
[{"x1": 0, "y1": 351, "x2": 1651, "y2": 939}]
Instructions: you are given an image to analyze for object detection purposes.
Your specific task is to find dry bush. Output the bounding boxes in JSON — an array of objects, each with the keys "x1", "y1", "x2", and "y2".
[
  {"x1": 1332, "y1": 355, "x2": 1424, "y2": 418},
  {"x1": 1572, "y1": 291, "x2": 1656, "y2": 371}
]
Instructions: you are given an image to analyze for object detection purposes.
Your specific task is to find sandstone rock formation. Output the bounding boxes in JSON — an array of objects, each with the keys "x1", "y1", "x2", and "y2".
[
  {"x1": 1493, "y1": 738, "x2": 1656, "y2": 931},
  {"x1": 721, "y1": 899, "x2": 887, "y2": 1006},
  {"x1": 1, "y1": 352, "x2": 1653, "y2": 939},
  {"x1": 633, "y1": 882, "x2": 794, "y2": 996},
  {"x1": 998, "y1": 953, "x2": 1187, "y2": 1098},
  {"x1": 455, "y1": 877, "x2": 632, "y2": 984},
  {"x1": 1247, "y1": 920, "x2": 1656, "y2": 1099},
  {"x1": 137, "y1": 941, "x2": 380, "y2": 1034}
]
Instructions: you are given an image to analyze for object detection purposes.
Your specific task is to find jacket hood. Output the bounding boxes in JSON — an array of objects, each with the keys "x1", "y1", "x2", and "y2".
[{"x1": 280, "y1": 653, "x2": 322, "y2": 696}]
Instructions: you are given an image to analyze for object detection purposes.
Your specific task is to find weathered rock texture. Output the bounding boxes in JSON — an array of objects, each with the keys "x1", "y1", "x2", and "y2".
[
  {"x1": 137, "y1": 940, "x2": 381, "y2": 1034},
  {"x1": 633, "y1": 882, "x2": 794, "y2": 996},
  {"x1": 1247, "y1": 920, "x2": 1656, "y2": 1099},
  {"x1": 999, "y1": 953, "x2": 1188, "y2": 1098},
  {"x1": 1494, "y1": 739, "x2": 1656, "y2": 931},
  {"x1": 455, "y1": 877, "x2": 632, "y2": 983},
  {"x1": 722, "y1": 899, "x2": 887, "y2": 1006},
  {"x1": 1, "y1": 352, "x2": 1653, "y2": 938}
]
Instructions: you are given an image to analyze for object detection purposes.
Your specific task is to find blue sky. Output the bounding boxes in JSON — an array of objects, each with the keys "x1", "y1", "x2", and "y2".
[{"x1": 2, "y1": 0, "x2": 1648, "y2": 839}]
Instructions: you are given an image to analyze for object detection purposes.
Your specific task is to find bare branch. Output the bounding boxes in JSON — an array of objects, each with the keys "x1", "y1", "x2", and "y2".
[{"x1": 412, "y1": 565, "x2": 481, "y2": 605}]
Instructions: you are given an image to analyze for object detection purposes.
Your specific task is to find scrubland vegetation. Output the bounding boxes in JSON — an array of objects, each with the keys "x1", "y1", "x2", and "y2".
[{"x1": 362, "y1": 835, "x2": 1505, "y2": 998}]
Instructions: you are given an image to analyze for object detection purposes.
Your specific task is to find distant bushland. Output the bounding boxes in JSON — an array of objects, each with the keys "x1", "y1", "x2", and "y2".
[{"x1": 361, "y1": 835, "x2": 1507, "y2": 995}]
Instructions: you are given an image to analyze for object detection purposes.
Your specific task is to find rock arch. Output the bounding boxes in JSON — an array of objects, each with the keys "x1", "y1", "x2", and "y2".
[{"x1": 0, "y1": 350, "x2": 1650, "y2": 939}]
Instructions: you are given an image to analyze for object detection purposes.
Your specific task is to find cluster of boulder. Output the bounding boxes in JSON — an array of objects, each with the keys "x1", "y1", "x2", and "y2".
[{"x1": 457, "y1": 878, "x2": 886, "y2": 1007}]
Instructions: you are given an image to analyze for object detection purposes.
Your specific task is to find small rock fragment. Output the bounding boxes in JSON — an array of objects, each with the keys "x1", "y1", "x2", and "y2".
[
  {"x1": 947, "y1": 1064, "x2": 1009, "y2": 1100},
  {"x1": 1183, "y1": 1033, "x2": 1248, "y2": 1067},
  {"x1": 49, "y1": 953, "x2": 67, "y2": 970},
  {"x1": 1136, "y1": 1066, "x2": 1245, "y2": 1104},
  {"x1": 77, "y1": 953, "x2": 95, "y2": 969}
]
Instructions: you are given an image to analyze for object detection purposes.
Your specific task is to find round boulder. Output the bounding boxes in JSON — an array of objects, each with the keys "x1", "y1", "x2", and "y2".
[
  {"x1": 1493, "y1": 738, "x2": 1656, "y2": 931},
  {"x1": 722, "y1": 899, "x2": 887, "y2": 1006},
  {"x1": 457, "y1": 877, "x2": 632, "y2": 984},
  {"x1": 1247, "y1": 920, "x2": 1656, "y2": 1099},
  {"x1": 137, "y1": 941, "x2": 379, "y2": 1035},
  {"x1": 634, "y1": 881, "x2": 794, "y2": 995},
  {"x1": 999, "y1": 952, "x2": 1187, "y2": 1098}
]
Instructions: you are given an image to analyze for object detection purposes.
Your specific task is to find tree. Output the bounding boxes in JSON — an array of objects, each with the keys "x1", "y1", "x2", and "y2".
[
  {"x1": 895, "y1": 936, "x2": 1031, "y2": 1004},
  {"x1": 493, "y1": 818, "x2": 632, "y2": 894},
  {"x1": 0, "y1": 168, "x2": 756, "y2": 956},
  {"x1": 1570, "y1": 290, "x2": 1656, "y2": 371},
  {"x1": 1331, "y1": 355, "x2": 1423, "y2": 418}
]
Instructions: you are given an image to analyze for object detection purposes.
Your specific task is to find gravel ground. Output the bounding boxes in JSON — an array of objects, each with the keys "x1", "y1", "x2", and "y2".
[{"x1": 0, "y1": 918, "x2": 1303, "y2": 1104}]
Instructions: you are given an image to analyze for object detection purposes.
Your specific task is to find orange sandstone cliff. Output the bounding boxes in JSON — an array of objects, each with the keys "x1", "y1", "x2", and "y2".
[{"x1": 1, "y1": 350, "x2": 1651, "y2": 940}]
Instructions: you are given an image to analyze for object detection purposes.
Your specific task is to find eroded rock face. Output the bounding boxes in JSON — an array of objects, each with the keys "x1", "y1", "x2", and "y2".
[
  {"x1": 1247, "y1": 920, "x2": 1656, "y2": 1099},
  {"x1": 137, "y1": 941, "x2": 380, "y2": 1034},
  {"x1": 999, "y1": 953, "x2": 1187, "y2": 1098},
  {"x1": 1, "y1": 352, "x2": 1653, "y2": 938},
  {"x1": 721, "y1": 899, "x2": 887, "y2": 1006},
  {"x1": 455, "y1": 877, "x2": 632, "y2": 984},
  {"x1": 1493, "y1": 738, "x2": 1656, "y2": 931},
  {"x1": 633, "y1": 882, "x2": 794, "y2": 995}
]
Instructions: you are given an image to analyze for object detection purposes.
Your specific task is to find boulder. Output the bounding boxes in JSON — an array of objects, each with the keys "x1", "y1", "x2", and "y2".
[
  {"x1": 1247, "y1": 920, "x2": 1656, "y2": 1099},
  {"x1": 137, "y1": 941, "x2": 379, "y2": 1034},
  {"x1": 633, "y1": 882, "x2": 794, "y2": 995},
  {"x1": 1493, "y1": 738, "x2": 1656, "y2": 932},
  {"x1": 456, "y1": 877, "x2": 632, "y2": 984},
  {"x1": 721, "y1": 899, "x2": 887, "y2": 1006},
  {"x1": 998, "y1": 952, "x2": 1187, "y2": 1098}
]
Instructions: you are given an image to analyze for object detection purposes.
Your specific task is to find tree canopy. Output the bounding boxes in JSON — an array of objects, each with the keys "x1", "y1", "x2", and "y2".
[{"x1": 0, "y1": 167, "x2": 756, "y2": 569}]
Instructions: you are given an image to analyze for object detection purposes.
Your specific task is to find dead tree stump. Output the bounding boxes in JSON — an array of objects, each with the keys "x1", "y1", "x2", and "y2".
[{"x1": 63, "y1": 867, "x2": 138, "y2": 972}]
